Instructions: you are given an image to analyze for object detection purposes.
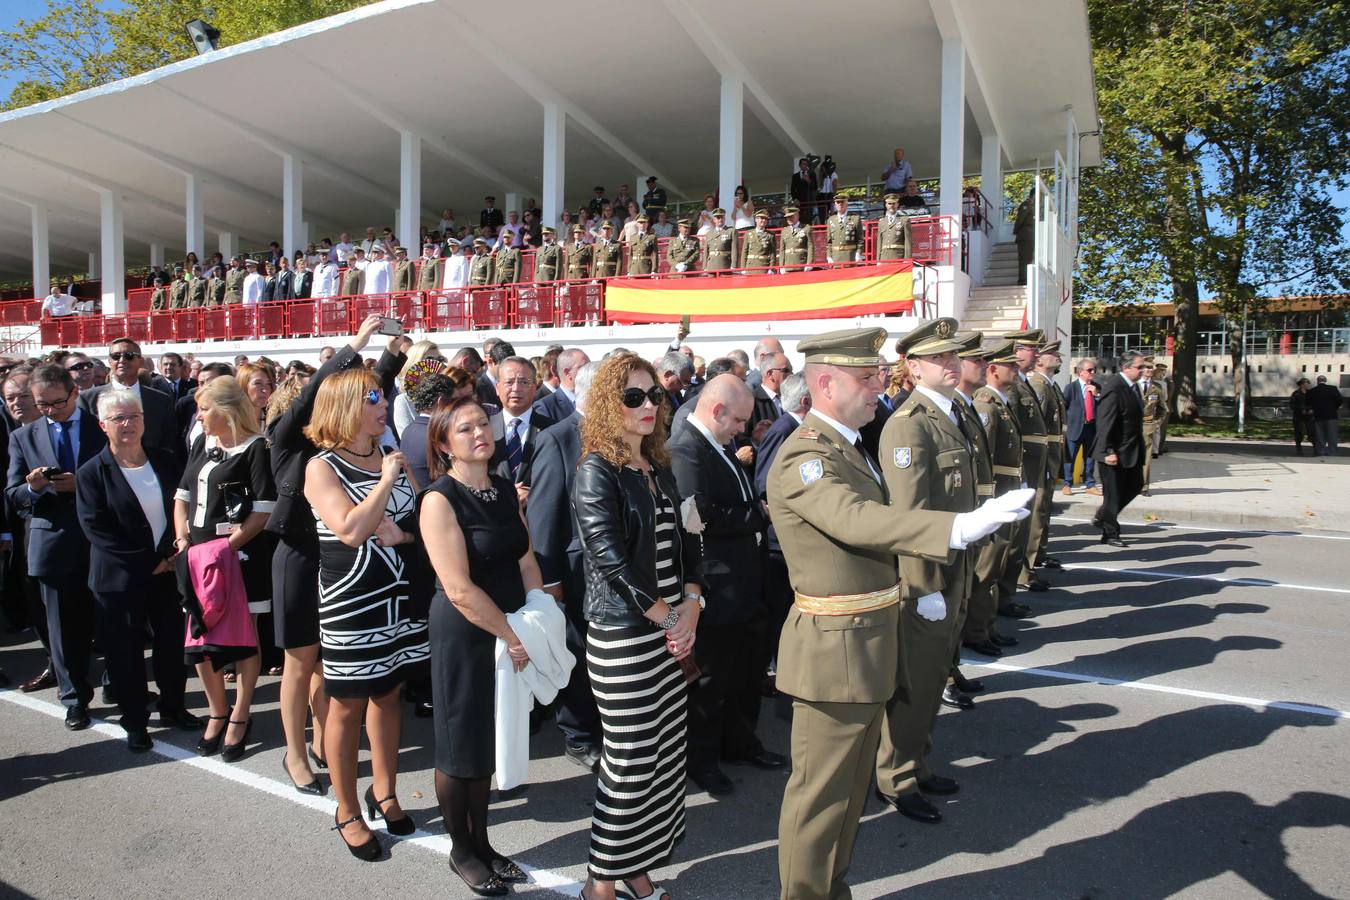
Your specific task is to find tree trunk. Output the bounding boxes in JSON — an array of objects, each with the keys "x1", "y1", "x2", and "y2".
[
  {"x1": 1170, "y1": 276, "x2": 1201, "y2": 421},
  {"x1": 1227, "y1": 315, "x2": 1245, "y2": 421}
]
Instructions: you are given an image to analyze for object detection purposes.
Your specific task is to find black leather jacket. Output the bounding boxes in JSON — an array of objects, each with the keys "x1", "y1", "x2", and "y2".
[{"x1": 573, "y1": 453, "x2": 705, "y2": 626}]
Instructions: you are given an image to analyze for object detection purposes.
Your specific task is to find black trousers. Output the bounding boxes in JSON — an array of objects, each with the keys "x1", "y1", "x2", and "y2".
[
  {"x1": 1097, "y1": 461, "x2": 1143, "y2": 539},
  {"x1": 554, "y1": 593, "x2": 601, "y2": 748},
  {"x1": 688, "y1": 613, "x2": 768, "y2": 772},
  {"x1": 764, "y1": 552, "x2": 794, "y2": 664},
  {"x1": 2, "y1": 544, "x2": 48, "y2": 658},
  {"x1": 37, "y1": 573, "x2": 94, "y2": 708},
  {"x1": 94, "y1": 574, "x2": 188, "y2": 730}
]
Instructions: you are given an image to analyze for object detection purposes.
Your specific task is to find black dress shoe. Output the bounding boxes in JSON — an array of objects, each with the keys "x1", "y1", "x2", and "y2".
[
  {"x1": 1039, "y1": 557, "x2": 1064, "y2": 569},
  {"x1": 879, "y1": 790, "x2": 942, "y2": 824},
  {"x1": 64, "y1": 705, "x2": 91, "y2": 730},
  {"x1": 126, "y1": 728, "x2": 153, "y2": 753},
  {"x1": 413, "y1": 700, "x2": 434, "y2": 718},
  {"x1": 283, "y1": 754, "x2": 326, "y2": 796},
  {"x1": 689, "y1": 766, "x2": 735, "y2": 796},
  {"x1": 951, "y1": 671, "x2": 984, "y2": 694},
  {"x1": 158, "y1": 708, "x2": 202, "y2": 730},
  {"x1": 990, "y1": 632, "x2": 1019, "y2": 648},
  {"x1": 918, "y1": 773, "x2": 960, "y2": 796},
  {"x1": 962, "y1": 639, "x2": 1002, "y2": 657},
  {"x1": 726, "y1": 748, "x2": 787, "y2": 770},
  {"x1": 564, "y1": 742, "x2": 601, "y2": 773},
  {"x1": 1104, "y1": 538, "x2": 1128, "y2": 548},
  {"x1": 1140, "y1": 489, "x2": 1152, "y2": 497},
  {"x1": 20, "y1": 667, "x2": 56, "y2": 693},
  {"x1": 1021, "y1": 578, "x2": 1050, "y2": 592},
  {"x1": 940, "y1": 685, "x2": 974, "y2": 710},
  {"x1": 998, "y1": 604, "x2": 1033, "y2": 619}
]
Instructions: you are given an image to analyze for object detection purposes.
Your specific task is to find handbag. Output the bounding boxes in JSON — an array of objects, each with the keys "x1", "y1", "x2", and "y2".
[{"x1": 220, "y1": 482, "x2": 253, "y2": 523}]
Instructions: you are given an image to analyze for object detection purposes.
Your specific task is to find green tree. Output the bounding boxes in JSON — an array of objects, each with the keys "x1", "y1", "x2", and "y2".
[{"x1": 1079, "y1": 0, "x2": 1350, "y2": 421}]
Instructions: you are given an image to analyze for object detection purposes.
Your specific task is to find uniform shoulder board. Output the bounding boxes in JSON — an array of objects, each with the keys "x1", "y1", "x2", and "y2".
[
  {"x1": 794, "y1": 427, "x2": 823, "y2": 441},
  {"x1": 900, "y1": 405, "x2": 920, "y2": 417}
]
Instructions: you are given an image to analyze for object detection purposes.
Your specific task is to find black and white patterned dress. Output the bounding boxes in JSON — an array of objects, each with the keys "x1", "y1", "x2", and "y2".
[
  {"x1": 586, "y1": 481, "x2": 688, "y2": 881},
  {"x1": 312, "y1": 449, "x2": 429, "y2": 698}
]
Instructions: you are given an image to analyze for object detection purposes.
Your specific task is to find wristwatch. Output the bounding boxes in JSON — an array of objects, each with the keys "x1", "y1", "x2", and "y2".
[
  {"x1": 683, "y1": 591, "x2": 706, "y2": 610},
  {"x1": 658, "y1": 609, "x2": 680, "y2": 630}
]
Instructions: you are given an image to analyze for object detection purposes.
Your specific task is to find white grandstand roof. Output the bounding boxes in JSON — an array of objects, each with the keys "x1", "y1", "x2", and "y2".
[{"x1": 0, "y1": 0, "x2": 1099, "y2": 280}]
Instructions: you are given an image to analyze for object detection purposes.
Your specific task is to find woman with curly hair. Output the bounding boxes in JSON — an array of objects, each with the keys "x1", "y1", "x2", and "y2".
[{"x1": 573, "y1": 353, "x2": 706, "y2": 900}]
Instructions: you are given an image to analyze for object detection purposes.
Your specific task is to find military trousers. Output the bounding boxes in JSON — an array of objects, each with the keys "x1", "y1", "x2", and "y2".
[
  {"x1": 779, "y1": 697, "x2": 884, "y2": 900},
  {"x1": 1033, "y1": 442, "x2": 1064, "y2": 564},
  {"x1": 1020, "y1": 461, "x2": 1052, "y2": 585},
  {"x1": 999, "y1": 512, "x2": 1031, "y2": 610},
  {"x1": 962, "y1": 527, "x2": 1009, "y2": 644},
  {"x1": 1142, "y1": 424, "x2": 1157, "y2": 487}
]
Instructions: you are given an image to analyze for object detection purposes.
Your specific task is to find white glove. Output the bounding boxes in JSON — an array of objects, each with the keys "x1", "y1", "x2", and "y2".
[
  {"x1": 953, "y1": 489, "x2": 1035, "y2": 544},
  {"x1": 916, "y1": 592, "x2": 946, "y2": 622},
  {"x1": 525, "y1": 588, "x2": 554, "y2": 609},
  {"x1": 676, "y1": 263, "x2": 687, "y2": 272}
]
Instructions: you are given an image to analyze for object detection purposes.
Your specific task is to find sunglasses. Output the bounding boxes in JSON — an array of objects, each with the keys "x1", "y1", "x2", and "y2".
[
  {"x1": 67, "y1": 361, "x2": 95, "y2": 372},
  {"x1": 364, "y1": 389, "x2": 382, "y2": 405},
  {"x1": 109, "y1": 352, "x2": 140, "y2": 362},
  {"x1": 622, "y1": 386, "x2": 665, "y2": 409}
]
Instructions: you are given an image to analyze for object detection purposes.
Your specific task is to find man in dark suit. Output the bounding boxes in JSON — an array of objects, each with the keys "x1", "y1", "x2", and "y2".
[
  {"x1": 790, "y1": 158, "x2": 819, "y2": 224},
  {"x1": 533, "y1": 347, "x2": 589, "y2": 422},
  {"x1": 1308, "y1": 375, "x2": 1343, "y2": 456},
  {"x1": 5, "y1": 364, "x2": 108, "y2": 729},
  {"x1": 399, "y1": 373, "x2": 461, "y2": 490},
  {"x1": 526, "y1": 361, "x2": 601, "y2": 770},
  {"x1": 1062, "y1": 357, "x2": 1101, "y2": 494},
  {"x1": 479, "y1": 195, "x2": 505, "y2": 232},
  {"x1": 748, "y1": 351, "x2": 791, "y2": 443},
  {"x1": 1091, "y1": 351, "x2": 1147, "y2": 546},
  {"x1": 753, "y1": 373, "x2": 810, "y2": 665},
  {"x1": 2, "y1": 369, "x2": 54, "y2": 691},
  {"x1": 860, "y1": 378, "x2": 904, "y2": 460},
  {"x1": 156, "y1": 351, "x2": 197, "y2": 402},
  {"x1": 174, "y1": 362, "x2": 232, "y2": 452},
  {"x1": 669, "y1": 375, "x2": 785, "y2": 797},
  {"x1": 474, "y1": 338, "x2": 511, "y2": 407},
  {"x1": 491, "y1": 356, "x2": 555, "y2": 484},
  {"x1": 78, "y1": 338, "x2": 178, "y2": 462},
  {"x1": 656, "y1": 351, "x2": 692, "y2": 416}
]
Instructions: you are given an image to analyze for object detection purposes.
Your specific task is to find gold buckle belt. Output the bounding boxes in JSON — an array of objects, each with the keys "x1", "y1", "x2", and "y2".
[
  {"x1": 976, "y1": 484, "x2": 995, "y2": 497},
  {"x1": 992, "y1": 465, "x2": 1022, "y2": 477},
  {"x1": 1021, "y1": 434, "x2": 1054, "y2": 444},
  {"x1": 794, "y1": 583, "x2": 900, "y2": 617}
]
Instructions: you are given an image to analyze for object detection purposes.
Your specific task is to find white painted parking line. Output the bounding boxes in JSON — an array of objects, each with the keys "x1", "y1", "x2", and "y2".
[
  {"x1": 1058, "y1": 515, "x2": 1350, "y2": 541},
  {"x1": 1056, "y1": 562, "x2": 1350, "y2": 597},
  {"x1": 0, "y1": 689, "x2": 583, "y2": 897},
  {"x1": 959, "y1": 657, "x2": 1348, "y2": 720}
]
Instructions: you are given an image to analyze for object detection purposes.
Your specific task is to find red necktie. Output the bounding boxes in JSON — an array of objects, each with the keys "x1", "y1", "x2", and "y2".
[{"x1": 1084, "y1": 383, "x2": 1095, "y2": 422}]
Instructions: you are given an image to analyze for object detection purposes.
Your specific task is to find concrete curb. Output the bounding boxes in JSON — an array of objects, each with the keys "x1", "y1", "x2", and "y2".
[
  {"x1": 1056, "y1": 496, "x2": 1334, "y2": 533},
  {"x1": 1162, "y1": 438, "x2": 1295, "y2": 456}
]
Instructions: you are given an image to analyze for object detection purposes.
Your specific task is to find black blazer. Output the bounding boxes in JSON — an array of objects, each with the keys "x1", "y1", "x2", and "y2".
[
  {"x1": 4, "y1": 410, "x2": 107, "y2": 577},
  {"x1": 747, "y1": 384, "x2": 781, "y2": 440},
  {"x1": 175, "y1": 392, "x2": 199, "y2": 451},
  {"x1": 492, "y1": 409, "x2": 556, "y2": 484},
  {"x1": 668, "y1": 423, "x2": 767, "y2": 626},
  {"x1": 161, "y1": 377, "x2": 197, "y2": 403},
  {"x1": 532, "y1": 386, "x2": 575, "y2": 422},
  {"x1": 399, "y1": 415, "x2": 432, "y2": 493},
  {"x1": 79, "y1": 383, "x2": 178, "y2": 461},
  {"x1": 475, "y1": 371, "x2": 499, "y2": 407},
  {"x1": 753, "y1": 411, "x2": 801, "y2": 554},
  {"x1": 1092, "y1": 374, "x2": 1144, "y2": 467},
  {"x1": 76, "y1": 446, "x2": 181, "y2": 594},
  {"x1": 1308, "y1": 383, "x2": 1344, "y2": 420},
  {"x1": 274, "y1": 269, "x2": 295, "y2": 301},
  {"x1": 524, "y1": 411, "x2": 583, "y2": 599},
  {"x1": 859, "y1": 393, "x2": 900, "y2": 460}
]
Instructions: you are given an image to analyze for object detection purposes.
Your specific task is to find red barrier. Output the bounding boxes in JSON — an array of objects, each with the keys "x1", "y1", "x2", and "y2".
[
  {"x1": 470, "y1": 288, "x2": 509, "y2": 330},
  {"x1": 127, "y1": 288, "x2": 155, "y2": 313},
  {"x1": 560, "y1": 282, "x2": 604, "y2": 326},
  {"x1": 257, "y1": 304, "x2": 288, "y2": 338},
  {"x1": 426, "y1": 290, "x2": 470, "y2": 332},
  {"x1": 513, "y1": 284, "x2": 557, "y2": 328},
  {"x1": 175, "y1": 309, "x2": 203, "y2": 342},
  {"x1": 226, "y1": 307, "x2": 257, "y2": 340},
  {"x1": 149, "y1": 312, "x2": 176, "y2": 343},
  {"x1": 201, "y1": 308, "x2": 227, "y2": 340}
]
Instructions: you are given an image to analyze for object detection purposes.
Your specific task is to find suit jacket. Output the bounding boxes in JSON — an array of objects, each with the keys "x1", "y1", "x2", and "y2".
[
  {"x1": 491, "y1": 409, "x2": 556, "y2": 484},
  {"x1": 748, "y1": 384, "x2": 781, "y2": 441},
  {"x1": 76, "y1": 446, "x2": 181, "y2": 594},
  {"x1": 1063, "y1": 378, "x2": 1100, "y2": 442},
  {"x1": 753, "y1": 411, "x2": 801, "y2": 553},
  {"x1": 1092, "y1": 373, "x2": 1144, "y2": 468},
  {"x1": 399, "y1": 415, "x2": 432, "y2": 493},
  {"x1": 859, "y1": 393, "x2": 899, "y2": 460},
  {"x1": 79, "y1": 384, "x2": 178, "y2": 461},
  {"x1": 292, "y1": 270, "x2": 313, "y2": 299},
  {"x1": 274, "y1": 269, "x2": 295, "y2": 301},
  {"x1": 1308, "y1": 383, "x2": 1343, "y2": 420},
  {"x1": 175, "y1": 392, "x2": 199, "y2": 451},
  {"x1": 532, "y1": 386, "x2": 575, "y2": 422},
  {"x1": 524, "y1": 411, "x2": 584, "y2": 599},
  {"x1": 5, "y1": 411, "x2": 107, "y2": 577},
  {"x1": 668, "y1": 422, "x2": 767, "y2": 626},
  {"x1": 160, "y1": 377, "x2": 197, "y2": 403}
]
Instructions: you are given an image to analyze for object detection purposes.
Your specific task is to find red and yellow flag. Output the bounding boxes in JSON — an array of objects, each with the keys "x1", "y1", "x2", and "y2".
[{"x1": 604, "y1": 262, "x2": 914, "y2": 324}]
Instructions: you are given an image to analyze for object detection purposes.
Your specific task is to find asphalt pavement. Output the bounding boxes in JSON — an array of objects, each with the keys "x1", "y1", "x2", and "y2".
[{"x1": 2, "y1": 510, "x2": 1348, "y2": 899}]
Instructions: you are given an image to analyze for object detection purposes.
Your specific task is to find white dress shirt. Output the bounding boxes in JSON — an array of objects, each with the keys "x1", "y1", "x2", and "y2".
[{"x1": 242, "y1": 272, "x2": 264, "y2": 305}]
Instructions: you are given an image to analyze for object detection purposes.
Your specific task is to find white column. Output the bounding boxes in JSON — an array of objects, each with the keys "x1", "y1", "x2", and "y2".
[
  {"x1": 398, "y1": 131, "x2": 420, "y2": 252},
  {"x1": 938, "y1": 36, "x2": 966, "y2": 220},
  {"x1": 88, "y1": 251, "x2": 100, "y2": 277},
  {"x1": 505, "y1": 192, "x2": 519, "y2": 217},
  {"x1": 218, "y1": 231, "x2": 237, "y2": 259},
  {"x1": 980, "y1": 135, "x2": 1001, "y2": 217},
  {"x1": 185, "y1": 173, "x2": 205, "y2": 259},
  {"x1": 150, "y1": 243, "x2": 165, "y2": 268},
  {"x1": 30, "y1": 205, "x2": 49, "y2": 298},
  {"x1": 99, "y1": 190, "x2": 126, "y2": 313},
  {"x1": 542, "y1": 103, "x2": 565, "y2": 229},
  {"x1": 283, "y1": 153, "x2": 304, "y2": 258},
  {"x1": 718, "y1": 73, "x2": 743, "y2": 209},
  {"x1": 301, "y1": 220, "x2": 311, "y2": 249}
]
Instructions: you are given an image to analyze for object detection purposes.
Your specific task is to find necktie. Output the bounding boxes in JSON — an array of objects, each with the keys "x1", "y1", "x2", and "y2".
[
  {"x1": 55, "y1": 420, "x2": 76, "y2": 473},
  {"x1": 773, "y1": 396, "x2": 783, "y2": 416},
  {"x1": 723, "y1": 445, "x2": 752, "y2": 501},
  {"x1": 853, "y1": 437, "x2": 881, "y2": 483},
  {"x1": 505, "y1": 418, "x2": 523, "y2": 479},
  {"x1": 951, "y1": 401, "x2": 974, "y2": 452},
  {"x1": 1084, "y1": 383, "x2": 1095, "y2": 422}
]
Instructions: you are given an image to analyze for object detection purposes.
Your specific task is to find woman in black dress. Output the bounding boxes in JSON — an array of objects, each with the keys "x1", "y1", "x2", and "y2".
[
  {"x1": 421, "y1": 396, "x2": 546, "y2": 896},
  {"x1": 172, "y1": 376, "x2": 277, "y2": 763}
]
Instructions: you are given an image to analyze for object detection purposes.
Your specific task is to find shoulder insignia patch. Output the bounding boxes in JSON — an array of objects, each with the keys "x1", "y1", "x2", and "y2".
[
  {"x1": 979, "y1": 411, "x2": 990, "y2": 427},
  {"x1": 893, "y1": 447, "x2": 912, "y2": 468},
  {"x1": 799, "y1": 458, "x2": 824, "y2": 484},
  {"x1": 900, "y1": 405, "x2": 919, "y2": 417}
]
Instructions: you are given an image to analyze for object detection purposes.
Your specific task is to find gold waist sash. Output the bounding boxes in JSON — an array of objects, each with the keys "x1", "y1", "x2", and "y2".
[
  {"x1": 1020, "y1": 434, "x2": 1054, "y2": 444},
  {"x1": 976, "y1": 484, "x2": 995, "y2": 497},
  {"x1": 794, "y1": 583, "x2": 900, "y2": 617},
  {"x1": 992, "y1": 465, "x2": 1022, "y2": 477}
]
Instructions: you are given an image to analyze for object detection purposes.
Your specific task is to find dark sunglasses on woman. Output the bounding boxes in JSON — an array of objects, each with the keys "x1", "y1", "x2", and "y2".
[{"x1": 621, "y1": 386, "x2": 665, "y2": 409}]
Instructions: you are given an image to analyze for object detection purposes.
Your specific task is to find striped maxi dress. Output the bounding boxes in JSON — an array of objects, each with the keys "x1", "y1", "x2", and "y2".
[{"x1": 585, "y1": 489, "x2": 689, "y2": 880}]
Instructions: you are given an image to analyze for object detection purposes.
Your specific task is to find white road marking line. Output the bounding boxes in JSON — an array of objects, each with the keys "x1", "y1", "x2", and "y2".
[
  {"x1": 0, "y1": 689, "x2": 582, "y2": 896},
  {"x1": 959, "y1": 657, "x2": 1348, "y2": 720},
  {"x1": 1058, "y1": 515, "x2": 1350, "y2": 541},
  {"x1": 1057, "y1": 562, "x2": 1350, "y2": 596}
]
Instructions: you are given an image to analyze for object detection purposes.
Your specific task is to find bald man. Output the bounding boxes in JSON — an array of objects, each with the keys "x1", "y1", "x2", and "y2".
[
  {"x1": 747, "y1": 336, "x2": 786, "y2": 390},
  {"x1": 669, "y1": 375, "x2": 785, "y2": 796}
]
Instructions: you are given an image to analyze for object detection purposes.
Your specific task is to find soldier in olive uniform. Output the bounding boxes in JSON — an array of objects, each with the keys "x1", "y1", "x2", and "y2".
[
  {"x1": 1028, "y1": 340, "x2": 1067, "y2": 568},
  {"x1": 778, "y1": 206, "x2": 814, "y2": 271},
  {"x1": 469, "y1": 237, "x2": 494, "y2": 286},
  {"x1": 876, "y1": 193, "x2": 910, "y2": 261},
  {"x1": 493, "y1": 238, "x2": 522, "y2": 285},
  {"x1": 666, "y1": 219, "x2": 700, "y2": 274},
  {"x1": 148, "y1": 269, "x2": 169, "y2": 311},
  {"x1": 965, "y1": 340, "x2": 1026, "y2": 656},
  {"x1": 188, "y1": 265, "x2": 207, "y2": 307},
  {"x1": 206, "y1": 266, "x2": 226, "y2": 307},
  {"x1": 826, "y1": 195, "x2": 863, "y2": 263},
  {"x1": 627, "y1": 215, "x2": 659, "y2": 276},
  {"x1": 566, "y1": 225, "x2": 594, "y2": 280},
  {"x1": 592, "y1": 221, "x2": 622, "y2": 278},
  {"x1": 534, "y1": 226, "x2": 563, "y2": 281},
  {"x1": 742, "y1": 209, "x2": 776, "y2": 272},
  {"x1": 392, "y1": 246, "x2": 417, "y2": 292},
  {"x1": 224, "y1": 257, "x2": 246, "y2": 305},
  {"x1": 874, "y1": 318, "x2": 979, "y2": 825},
  {"x1": 340, "y1": 258, "x2": 365, "y2": 296},
  {"x1": 770, "y1": 327, "x2": 1023, "y2": 900},
  {"x1": 168, "y1": 266, "x2": 190, "y2": 309},
  {"x1": 1140, "y1": 358, "x2": 1164, "y2": 494},
  {"x1": 416, "y1": 242, "x2": 442, "y2": 292},
  {"x1": 702, "y1": 208, "x2": 737, "y2": 271},
  {"x1": 1002, "y1": 328, "x2": 1052, "y2": 601}
]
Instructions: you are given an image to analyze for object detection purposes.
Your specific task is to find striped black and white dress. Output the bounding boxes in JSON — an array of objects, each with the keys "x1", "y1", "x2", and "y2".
[
  {"x1": 586, "y1": 483, "x2": 688, "y2": 881},
  {"x1": 313, "y1": 449, "x2": 429, "y2": 698}
]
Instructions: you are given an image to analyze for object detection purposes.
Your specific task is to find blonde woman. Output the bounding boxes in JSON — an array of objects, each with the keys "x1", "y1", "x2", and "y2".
[
  {"x1": 172, "y1": 376, "x2": 277, "y2": 763},
  {"x1": 237, "y1": 362, "x2": 275, "y2": 429},
  {"x1": 393, "y1": 339, "x2": 443, "y2": 435}
]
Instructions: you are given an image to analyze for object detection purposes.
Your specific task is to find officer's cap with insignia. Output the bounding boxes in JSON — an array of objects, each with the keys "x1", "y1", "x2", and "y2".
[
  {"x1": 571, "y1": 225, "x2": 584, "y2": 233},
  {"x1": 600, "y1": 221, "x2": 613, "y2": 229},
  {"x1": 541, "y1": 225, "x2": 555, "y2": 235},
  {"x1": 883, "y1": 193, "x2": 901, "y2": 202},
  {"x1": 244, "y1": 258, "x2": 259, "y2": 267},
  {"x1": 984, "y1": 339, "x2": 1019, "y2": 365},
  {"x1": 1003, "y1": 328, "x2": 1044, "y2": 347},
  {"x1": 444, "y1": 238, "x2": 461, "y2": 247},
  {"x1": 646, "y1": 176, "x2": 658, "y2": 184},
  {"x1": 754, "y1": 209, "x2": 768, "y2": 218},
  {"x1": 473, "y1": 237, "x2": 488, "y2": 246},
  {"x1": 798, "y1": 327, "x2": 888, "y2": 368},
  {"x1": 676, "y1": 218, "x2": 691, "y2": 228},
  {"x1": 1038, "y1": 340, "x2": 1061, "y2": 356},
  {"x1": 896, "y1": 318, "x2": 964, "y2": 357},
  {"x1": 956, "y1": 331, "x2": 988, "y2": 359},
  {"x1": 783, "y1": 206, "x2": 798, "y2": 215},
  {"x1": 712, "y1": 207, "x2": 726, "y2": 216},
  {"x1": 394, "y1": 246, "x2": 406, "y2": 254},
  {"x1": 635, "y1": 214, "x2": 649, "y2": 223},
  {"x1": 1154, "y1": 363, "x2": 1168, "y2": 373}
]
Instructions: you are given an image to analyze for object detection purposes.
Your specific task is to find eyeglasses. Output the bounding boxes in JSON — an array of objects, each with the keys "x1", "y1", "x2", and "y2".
[
  {"x1": 0, "y1": 364, "x2": 13, "y2": 376},
  {"x1": 35, "y1": 391, "x2": 74, "y2": 411},
  {"x1": 499, "y1": 378, "x2": 535, "y2": 388},
  {"x1": 622, "y1": 386, "x2": 666, "y2": 409},
  {"x1": 103, "y1": 413, "x2": 142, "y2": 426},
  {"x1": 109, "y1": 352, "x2": 140, "y2": 362},
  {"x1": 66, "y1": 361, "x2": 95, "y2": 372},
  {"x1": 364, "y1": 389, "x2": 381, "y2": 405},
  {"x1": 764, "y1": 366, "x2": 792, "y2": 377},
  {"x1": 1082, "y1": 367, "x2": 1096, "y2": 372}
]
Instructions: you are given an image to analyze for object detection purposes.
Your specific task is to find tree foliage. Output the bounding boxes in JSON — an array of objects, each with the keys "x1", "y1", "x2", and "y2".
[{"x1": 1079, "y1": 0, "x2": 1350, "y2": 419}]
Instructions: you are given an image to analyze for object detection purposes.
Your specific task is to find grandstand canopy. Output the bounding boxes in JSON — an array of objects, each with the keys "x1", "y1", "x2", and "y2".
[{"x1": 0, "y1": 0, "x2": 1099, "y2": 283}]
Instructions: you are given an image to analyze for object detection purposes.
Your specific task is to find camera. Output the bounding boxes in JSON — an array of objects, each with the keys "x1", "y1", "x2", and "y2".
[
  {"x1": 820, "y1": 155, "x2": 837, "y2": 176},
  {"x1": 804, "y1": 153, "x2": 822, "y2": 170}
]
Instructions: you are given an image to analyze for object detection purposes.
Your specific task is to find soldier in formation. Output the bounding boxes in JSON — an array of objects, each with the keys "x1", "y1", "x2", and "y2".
[
  {"x1": 778, "y1": 206, "x2": 814, "y2": 271},
  {"x1": 667, "y1": 219, "x2": 700, "y2": 274},
  {"x1": 742, "y1": 209, "x2": 777, "y2": 272},
  {"x1": 702, "y1": 208, "x2": 737, "y2": 271}
]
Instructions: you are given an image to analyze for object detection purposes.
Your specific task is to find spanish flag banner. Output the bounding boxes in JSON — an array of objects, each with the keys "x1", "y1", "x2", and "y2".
[{"x1": 604, "y1": 262, "x2": 914, "y2": 324}]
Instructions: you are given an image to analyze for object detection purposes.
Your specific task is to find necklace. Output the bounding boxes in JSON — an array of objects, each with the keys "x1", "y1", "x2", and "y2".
[
  {"x1": 342, "y1": 443, "x2": 378, "y2": 459},
  {"x1": 463, "y1": 482, "x2": 498, "y2": 502}
]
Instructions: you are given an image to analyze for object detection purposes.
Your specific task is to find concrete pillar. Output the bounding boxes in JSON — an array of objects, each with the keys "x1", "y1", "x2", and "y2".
[
  {"x1": 218, "y1": 231, "x2": 238, "y2": 259},
  {"x1": 301, "y1": 220, "x2": 311, "y2": 250},
  {"x1": 88, "y1": 251, "x2": 100, "y2": 278},
  {"x1": 282, "y1": 153, "x2": 304, "y2": 258},
  {"x1": 505, "y1": 192, "x2": 519, "y2": 217},
  {"x1": 99, "y1": 190, "x2": 126, "y2": 313},
  {"x1": 30, "y1": 205, "x2": 49, "y2": 298},
  {"x1": 542, "y1": 103, "x2": 565, "y2": 229},
  {"x1": 185, "y1": 173, "x2": 205, "y2": 259},
  {"x1": 938, "y1": 36, "x2": 966, "y2": 221},
  {"x1": 980, "y1": 135, "x2": 1001, "y2": 222},
  {"x1": 398, "y1": 131, "x2": 420, "y2": 253},
  {"x1": 150, "y1": 243, "x2": 166, "y2": 268},
  {"x1": 718, "y1": 73, "x2": 743, "y2": 209}
]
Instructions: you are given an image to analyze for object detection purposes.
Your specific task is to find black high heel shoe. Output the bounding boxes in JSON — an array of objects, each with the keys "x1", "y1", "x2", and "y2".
[
  {"x1": 308, "y1": 745, "x2": 328, "y2": 770},
  {"x1": 282, "y1": 753, "x2": 326, "y2": 796},
  {"x1": 220, "y1": 716, "x2": 252, "y2": 763},
  {"x1": 448, "y1": 855, "x2": 507, "y2": 896},
  {"x1": 364, "y1": 785, "x2": 416, "y2": 836},
  {"x1": 195, "y1": 710, "x2": 231, "y2": 757},
  {"x1": 490, "y1": 854, "x2": 527, "y2": 883},
  {"x1": 333, "y1": 813, "x2": 382, "y2": 862}
]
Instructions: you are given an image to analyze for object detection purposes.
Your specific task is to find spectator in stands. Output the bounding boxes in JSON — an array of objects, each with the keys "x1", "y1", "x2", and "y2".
[
  {"x1": 882, "y1": 147, "x2": 912, "y2": 193},
  {"x1": 274, "y1": 256, "x2": 295, "y2": 301},
  {"x1": 1308, "y1": 374, "x2": 1343, "y2": 456},
  {"x1": 314, "y1": 253, "x2": 339, "y2": 299},
  {"x1": 653, "y1": 210, "x2": 675, "y2": 238},
  {"x1": 791, "y1": 158, "x2": 818, "y2": 223},
  {"x1": 696, "y1": 194, "x2": 718, "y2": 235},
  {"x1": 41, "y1": 284, "x2": 76, "y2": 318},
  {"x1": 63, "y1": 353, "x2": 97, "y2": 392},
  {"x1": 242, "y1": 258, "x2": 264, "y2": 305},
  {"x1": 266, "y1": 242, "x2": 283, "y2": 269},
  {"x1": 900, "y1": 177, "x2": 929, "y2": 214},
  {"x1": 732, "y1": 185, "x2": 755, "y2": 230},
  {"x1": 612, "y1": 185, "x2": 636, "y2": 222},
  {"x1": 292, "y1": 254, "x2": 312, "y2": 300},
  {"x1": 439, "y1": 208, "x2": 457, "y2": 234},
  {"x1": 656, "y1": 351, "x2": 692, "y2": 414},
  {"x1": 157, "y1": 352, "x2": 194, "y2": 402},
  {"x1": 588, "y1": 186, "x2": 608, "y2": 216},
  {"x1": 558, "y1": 209, "x2": 576, "y2": 238},
  {"x1": 493, "y1": 357, "x2": 553, "y2": 485},
  {"x1": 481, "y1": 196, "x2": 504, "y2": 233},
  {"x1": 359, "y1": 227, "x2": 379, "y2": 255},
  {"x1": 535, "y1": 348, "x2": 590, "y2": 421},
  {"x1": 501, "y1": 211, "x2": 524, "y2": 248},
  {"x1": 521, "y1": 209, "x2": 542, "y2": 248},
  {"x1": 334, "y1": 233, "x2": 354, "y2": 265}
]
